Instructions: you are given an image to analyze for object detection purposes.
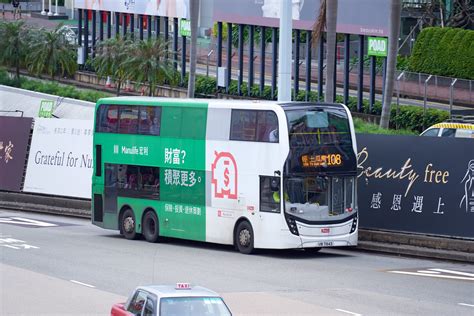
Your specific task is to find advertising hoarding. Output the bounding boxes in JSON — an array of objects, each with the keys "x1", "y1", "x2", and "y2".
[
  {"x1": 357, "y1": 134, "x2": 474, "y2": 238},
  {"x1": 0, "y1": 117, "x2": 33, "y2": 192},
  {"x1": 74, "y1": 0, "x2": 190, "y2": 18},
  {"x1": 213, "y1": 0, "x2": 390, "y2": 36},
  {"x1": 24, "y1": 119, "x2": 94, "y2": 199}
]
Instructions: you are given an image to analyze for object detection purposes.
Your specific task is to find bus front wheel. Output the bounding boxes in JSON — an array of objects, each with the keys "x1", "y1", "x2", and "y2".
[
  {"x1": 143, "y1": 211, "x2": 160, "y2": 243},
  {"x1": 121, "y1": 208, "x2": 138, "y2": 240},
  {"x1": 235, "y1": 221, "x2": 255, "y2": 254}
]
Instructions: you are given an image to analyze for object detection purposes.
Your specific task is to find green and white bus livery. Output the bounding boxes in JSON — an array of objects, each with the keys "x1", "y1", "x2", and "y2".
[{"x1": 92, "y1": 97, "x2": 358, "y2": 254}]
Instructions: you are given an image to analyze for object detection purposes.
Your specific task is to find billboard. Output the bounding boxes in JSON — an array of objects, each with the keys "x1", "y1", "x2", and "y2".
[
  {"x1": 24, "y1": 119, "x2": 94, "y2": 199},
  {"x1": 75, "y1": 0, "x2": 190, "y2": 18},
  {"x1": 0, "y1": 117, "x2": 33, "y2": 192},
  {"x1": 357, "y1": 134, "x2": 474, "y2": 238},
  {"x1": 213, "y1": 0, "x2": 390, "y2": 36}
]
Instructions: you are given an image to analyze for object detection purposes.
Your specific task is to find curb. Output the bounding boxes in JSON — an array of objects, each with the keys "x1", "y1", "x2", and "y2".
[{"x1": 1, "y1": 192, "x2": 472, "y2": 263}]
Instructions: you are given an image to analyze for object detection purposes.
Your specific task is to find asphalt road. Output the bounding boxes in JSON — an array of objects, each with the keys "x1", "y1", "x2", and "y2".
[{"x1": 1, "y1": 209, "x2": 473, "y2": 316}]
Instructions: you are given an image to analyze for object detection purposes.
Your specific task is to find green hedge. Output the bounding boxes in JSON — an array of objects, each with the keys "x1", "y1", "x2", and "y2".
[
  {"x1": 409, "y1": 27, "x2": 474, "y2": 80},
  {"x1": 0, "y1": 69, "x2": 111, "y2": 102},
  {"x1": 194, "y1": 75, "x2": 448, "y2": 132}
]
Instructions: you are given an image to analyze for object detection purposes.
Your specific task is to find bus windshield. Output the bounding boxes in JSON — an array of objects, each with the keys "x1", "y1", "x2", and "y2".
[
  {"x1": 284, "y1": 176, "x2": 356, "y2": 222},
  {"x1": 283, "y1": 106, "x2": 357, "y2": 223},
  {"x1": 286, "y1": 108, "x2": 352, "y2": 147}
]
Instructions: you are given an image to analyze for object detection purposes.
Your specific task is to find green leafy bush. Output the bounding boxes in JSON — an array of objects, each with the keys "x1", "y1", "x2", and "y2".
[
  {"x1": 409, "y1": 27, "x2": 474, "y2": 79},
  {"x1": 0, "y1": 69, "x2": 111, "y2": 102}
]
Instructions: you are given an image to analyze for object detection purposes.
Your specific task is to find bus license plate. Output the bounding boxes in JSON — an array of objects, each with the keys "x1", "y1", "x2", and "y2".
[{"x1": 317, "y1": 241, "x2": 333, "y2": 247}]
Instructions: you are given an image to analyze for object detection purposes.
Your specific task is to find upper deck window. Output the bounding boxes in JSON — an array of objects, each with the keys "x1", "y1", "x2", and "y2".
[
  {"x1": 96, "y1": 105, "x2": 119, "y2": 133},
  {"x1": 230, "y1": 109, "x2": 278, "y2": 143},
  {"x1": 96, "y1": 104, "x2": 161, "y2": 135}
]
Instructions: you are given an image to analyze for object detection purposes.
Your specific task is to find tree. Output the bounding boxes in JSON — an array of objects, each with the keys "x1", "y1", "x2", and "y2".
[
  {"x1": 187, "y1": 0, "x2": 200, "y2": 98},
  {"x1": 92, "y1": 37, "x2": 133, "y2": 96},
  {"x1": 125, "y1": 38, "x2": 175, "y2": 96},
  {"x1": 312, "y1": 0, "x2": 338, "y2": 103},
  {"x1": 380, "y1": 0, "x2": 402, "y2": 129},
  {"x1": 26, "y1": 24, "x2": 77, "y2": 80},
  {"x1": 0, "y1": 20, "x2": 29, "y2": 82}
]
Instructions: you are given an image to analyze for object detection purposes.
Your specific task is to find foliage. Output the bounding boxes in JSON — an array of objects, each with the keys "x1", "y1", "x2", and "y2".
[
  {"x1": 192, "y1": 74, "x2": 447, "y2": 132},
  {"x1": 124, "y1": 37, "x2": 176, "y2": 96},
  {"x1": 26, "y1": 24, "x2": 77, "y2": 80},
  {"x1": 91, "y1": 36, "x2": 133, "y2": 96},
  {"x1": 353, "y1": 118, "x2": 417, "y2": 135},
  {"x1": 0, "y1": 69, "x2": 111, "y2": 102},
  {"x1": 212, "y1": 23, "x2": 274, "y2": 47},
  {"x1": 408, "y1": 27, "x2": 474, "y2": 79},
  {"x1": 0, "y1": 20, "x2": 30, "y2": 81}
]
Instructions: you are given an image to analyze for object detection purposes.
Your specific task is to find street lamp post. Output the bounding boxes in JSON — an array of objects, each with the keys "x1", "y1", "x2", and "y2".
[
  {"x1": 48, "y1": 0, "x2": 53, "y2": 16},
  {"x1": 277, "y1": 0, "x2": 292, "y2": 102}
]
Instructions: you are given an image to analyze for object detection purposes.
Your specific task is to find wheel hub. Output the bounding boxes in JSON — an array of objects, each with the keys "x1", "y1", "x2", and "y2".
[
  {"x1": 123, "y1": 216, "x2": 134, "y2": 233},
  {"x1": 239, "y1": 229, "x2": 251, "y2": 247}
]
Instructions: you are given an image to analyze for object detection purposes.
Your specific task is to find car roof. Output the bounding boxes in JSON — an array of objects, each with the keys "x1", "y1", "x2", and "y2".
[
  {"x1": 136, "y1": 285, "x2": 221, "y2": 298},
  {"x1": 430, "y1": 122, "x2": 474, "y2": 130}
]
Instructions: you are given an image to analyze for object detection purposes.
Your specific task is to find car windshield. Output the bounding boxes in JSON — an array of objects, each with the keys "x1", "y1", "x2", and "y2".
[{"x1": 160, "y1": 297, "x2": 231, "y2": 316}]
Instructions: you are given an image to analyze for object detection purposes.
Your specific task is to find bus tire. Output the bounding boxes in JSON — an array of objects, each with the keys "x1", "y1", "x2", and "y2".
[
  {"x1": 121, "y1": 208, "x2": 138, "y2": 240},
  {"x1": 142, "y1": 210, "x2": 160, "y2": 243},
  {"x1": 235, "y1": 221, "x2": 255, "y2": 254}
]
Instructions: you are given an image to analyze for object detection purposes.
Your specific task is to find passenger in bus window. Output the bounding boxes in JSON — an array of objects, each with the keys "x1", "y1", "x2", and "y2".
[{"x1": 150, "y1": 116, "x2": 161, "y2": 135}]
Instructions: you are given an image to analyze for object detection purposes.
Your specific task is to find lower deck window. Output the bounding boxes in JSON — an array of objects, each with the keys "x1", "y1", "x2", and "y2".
[{"x1": 105, "y1": 164, "x2": 160, "y2": 198}]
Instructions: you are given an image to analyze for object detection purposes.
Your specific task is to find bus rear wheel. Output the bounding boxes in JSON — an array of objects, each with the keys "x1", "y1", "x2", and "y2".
[
  {"x1": 143, "y1": 211, "x2": 160, "y2": 243},
  {"x1": 121, "y1": 208, "x2": 138, "y2": 240},
  {"x1": 235, "y1": 221, "x2": 255, "y2": 254}
]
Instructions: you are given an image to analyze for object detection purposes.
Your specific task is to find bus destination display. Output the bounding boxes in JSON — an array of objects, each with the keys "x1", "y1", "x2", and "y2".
[{"x1": 301, "y1": 153, "x2": 343, "y2": 168}]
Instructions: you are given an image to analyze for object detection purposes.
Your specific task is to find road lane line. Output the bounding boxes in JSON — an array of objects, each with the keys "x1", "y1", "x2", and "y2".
[
  {"x1": 389, "y1": 271, "x2": 474, "y2": 281},
  {"x1": 458, "y1": 303, "x2": 474, "y2": 308},
  {"x1": 430, "y1": 269, "x2": 474, "y2": 278},
  {"x1": 70, "y1": 280, "x2": 95, "y2": 288},
  {"x1": 417, "y1": 270, "x2": 440, "y2": 274},
  {"x1": 335, "y1": 308, "x2": 362, "y2": 316}
]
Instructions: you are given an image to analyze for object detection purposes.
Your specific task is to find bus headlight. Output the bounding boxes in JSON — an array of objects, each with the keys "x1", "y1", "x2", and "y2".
[
  {"x1": 350, "y1": 214, "x2": 358, "y2": 234},
  {"x1": 286, "y1": 216, "x2": 299, "y2": 236}
]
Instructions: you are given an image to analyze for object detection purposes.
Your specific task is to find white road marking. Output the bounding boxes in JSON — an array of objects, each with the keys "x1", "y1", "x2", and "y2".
[
  {"x1": 389, "y1": 271, "x2": 474, "y2": 281},
  {"x1": 430, "y1": 269, "x2": 474, "y2": 278},
  {"x1": 417, "y1": 270, "x2": 440, "y2": 274},
  {"x1": 70, "y1": 280, "x2": 95, "y2": 288},
  {"x1": 458, "y1": 303, "x2": 474, "y2": 308},
  {"x1": 335, "y1": 308, "x2": 362, "y2": 316},
  {"x1": 0, "y1": 217, "x2": 58, "y2": 227}
]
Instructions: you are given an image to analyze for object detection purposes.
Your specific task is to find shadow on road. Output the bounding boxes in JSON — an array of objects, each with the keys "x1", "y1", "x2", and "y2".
[{"x1": 100, "y1": 232, "x2": 355, "y2": 259}]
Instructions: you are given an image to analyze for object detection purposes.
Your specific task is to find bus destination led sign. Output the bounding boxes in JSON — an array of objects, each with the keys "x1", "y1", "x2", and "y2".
[{"x1": 301, "y1": 153, "x2": 343, "y2": 168}]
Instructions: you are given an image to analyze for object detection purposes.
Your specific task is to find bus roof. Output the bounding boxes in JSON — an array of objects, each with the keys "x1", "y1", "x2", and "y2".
[{"x1": 96, "y1": 97, "x2": 349, "y2": 113}]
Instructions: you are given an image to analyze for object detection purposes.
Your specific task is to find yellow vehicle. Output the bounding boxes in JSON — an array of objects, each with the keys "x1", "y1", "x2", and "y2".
[
  {"x1": 421, "y1": 110, "x2": 474, "y2": 138},
  {"x1": 420, "y1": 122, "x2": 474, "y2": 138}
]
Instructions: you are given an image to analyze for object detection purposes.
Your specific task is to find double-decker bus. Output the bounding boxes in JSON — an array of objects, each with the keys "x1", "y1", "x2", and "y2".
[{"x1": 92, "y1": 97, "x2": 358, "y2": 254}]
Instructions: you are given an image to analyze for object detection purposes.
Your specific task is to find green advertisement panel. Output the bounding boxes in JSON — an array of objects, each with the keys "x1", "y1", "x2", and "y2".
[
  {"x1": 160, "y1": 168, "x2": 205, "y2": 205},
  {"x1": 118, "y1": 197, "x2": 206, "y2": 241},
  {"x1": 97, "y1": 134, "x2": 206, "y2": 171}
]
